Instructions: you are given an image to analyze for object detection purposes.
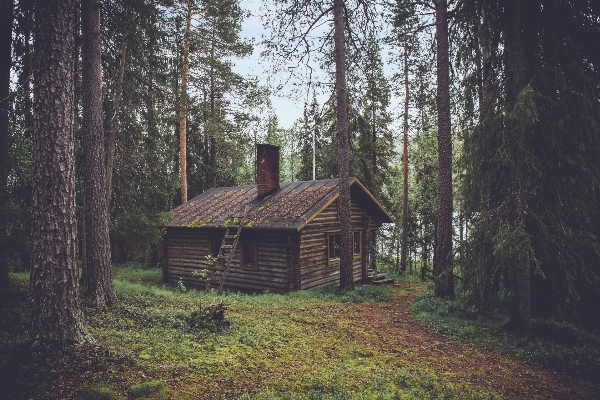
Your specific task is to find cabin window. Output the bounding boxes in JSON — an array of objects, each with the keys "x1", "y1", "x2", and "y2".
[
  {"x1": 328, "y1": 233, "x2": 341, "y2": 263},
  {"x1": 353, "y1": 230, "x2": 362, "y2": 259},
  {"x1": 241, "y1": 238, "x2": 258, "y2": 270},
  {"x1": 209, "y1": 234, "x2": 222, "y2": 258}
]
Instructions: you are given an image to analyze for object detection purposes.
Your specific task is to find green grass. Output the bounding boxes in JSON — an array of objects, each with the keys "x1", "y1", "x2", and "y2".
[
  {"x1": 377, "y1": 261, "x2": 429, "y2": 283},
  {"x1": 6, "y1": 263, "x2": 594, "y2": 399},
  {"x1": 129, "y1": 380, "x2": 168, "y2": 398},
  {"x1": 235, "y1": 369, "x2": 496, "y2": 400},
  {"x1": 410, "y1": 284, "x2": 600, "y2": 381},
  {"x1": 80, "y1": 382, "x2": 125, "y2": 400}
]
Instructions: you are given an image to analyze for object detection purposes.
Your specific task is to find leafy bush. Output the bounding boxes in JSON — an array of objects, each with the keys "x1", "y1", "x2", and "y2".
[
  {"x1": 129, "y1": 380, "x2": 168, "y2": 399},
  {"x1": 113, "y1": 296, "x2": 228, "y2": 333},
  {"x1": 187, "y1": 302, "x2": 229, "y2": 332}
]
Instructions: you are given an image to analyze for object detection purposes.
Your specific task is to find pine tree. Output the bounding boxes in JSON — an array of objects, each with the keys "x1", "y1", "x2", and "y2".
[
  {"x1": 80, "y1": 0, "x2": 117, "y2": 306},
  {"x1": 187, "y1": 0, "x2": 252, "y2": 190},
  {"x1": 332, "y1": 0, "x2": 353, "y2": 290},
  {"x1": 105, "y1": 1, "x2": 130, "y2": 206},
  {"x1": 30, "y1": 0, "x2": 92, "y2": 346},
  {"x1": 433, "y1": 0, "x2": 454, "y2": 298},
  {"x1": 401, "y1": 39, "x2": 409, "y2": 275},
  {"x1": 179, "y1": 0, "x2": 192, "y2": 203}
]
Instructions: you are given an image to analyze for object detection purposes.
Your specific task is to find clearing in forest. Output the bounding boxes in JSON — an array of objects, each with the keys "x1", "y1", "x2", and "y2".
[{"x1": 0, "y1": 267, "x2": 598, "y2": 399}]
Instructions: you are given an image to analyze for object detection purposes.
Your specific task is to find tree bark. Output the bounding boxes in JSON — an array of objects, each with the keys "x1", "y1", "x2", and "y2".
[
  {"x1": 433, "y1": 0, "x2": 454, "y2": 298},
  {"x1": 105, "y1": 8, "x2": 129, "y2": 207},
  {"x1": 400, "y1": 38, "x2": 409, "y2": 275},
  {"x1": 0, "y1": 0, "x2": 13, "y2": 289},
  {"x1": 210, "y1": 22, "x2": 217, "y2": 188},
  {"x1": 80, "y1": 0, "x2": 117, "y2": 306},
  {"x1": 333, "y1": 0, "x2": 352, "y2": 290},
  {"x1": 179, "y1": 0, "x2": 192, "y2": 203},
  {"x1": 504, "y1": 0, "x2": 530, "y2": 332},
  {"x1": 30, "y1": 0, "x2": 92, "y2": 346}
]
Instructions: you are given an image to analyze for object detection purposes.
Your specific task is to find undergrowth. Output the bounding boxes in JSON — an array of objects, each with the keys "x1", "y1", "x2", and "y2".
[
  {"x1": 236, "y1": 368, "x2": 497, "y2": 400},
  {"x1": 410, "y1": 284, "x2": 600, "y2": 381},
  {"x1": 3, "y1": 263, "x2": 594, "y2": 399}
]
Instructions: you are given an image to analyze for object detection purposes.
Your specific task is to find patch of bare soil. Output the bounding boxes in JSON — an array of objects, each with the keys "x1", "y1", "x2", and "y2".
[{"x1": 352, "y1": 281, "x2": 599, "y2": 399}]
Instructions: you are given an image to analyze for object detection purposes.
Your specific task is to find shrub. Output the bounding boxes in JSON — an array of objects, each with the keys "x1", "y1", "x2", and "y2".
[
  {"x1": 80, "y1": 383, "x2": 124, "y2": 400},
  {"x1": 129, "y1": 380, "x2": 168, "y2": 399}
]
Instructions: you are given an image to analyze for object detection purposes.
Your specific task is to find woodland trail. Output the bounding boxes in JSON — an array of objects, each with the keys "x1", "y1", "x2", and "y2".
[{"x1": 352, "y1": 281, "x2": 599, "y2": 399}]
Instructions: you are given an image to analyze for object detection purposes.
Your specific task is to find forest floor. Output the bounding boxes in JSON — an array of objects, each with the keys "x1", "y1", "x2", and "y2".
[{"x1": 1, "y1": 266, "x2": 599, "y2": 399}]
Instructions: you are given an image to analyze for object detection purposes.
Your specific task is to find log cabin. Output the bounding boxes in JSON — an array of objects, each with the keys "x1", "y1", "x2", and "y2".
[{"x1": 163, "y1": 144, "x2": 394, "y2": 292}]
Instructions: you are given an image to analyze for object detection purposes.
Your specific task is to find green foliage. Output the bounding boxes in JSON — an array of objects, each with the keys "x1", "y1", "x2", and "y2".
[
  {"x1": 235, "y1": 368, "x2": 496, "y2": 400},
  {"x1": 243, "y1": 219, "x2": 262, "y2": 228},
  {"x1": 204, "y1": 255, "x2": 217, "y2": 266},
  {"x1": 180, "y1": 218, "x2": 213, "y2": 228},
  {"x1": 129, "y1": 380, "x2": 168, "y2": 399},
  {"x1": 80, "y1": 383, "x2": 124, "y2": 400},
  {"x1": 175, "y1": 278, "x2": 186, "y2": 293},
  {"x1": 112, "y1": 262, "x2": 163, "y2": 285},
  {"x1": 318, "y1": 285, "x2": 394, "y2": 303},
  {"x1": 410, "y1": 287, "x2": 600, "y2": 381},
  {"x1": 6, "y1": 271, "x2": 593, "y2": 398},
  {"x1": 187, "y1": 302, "x2": 229, "y2": 332},
  {"x1": 458, "y1": 1, "x2": 600, "y2": 328}
]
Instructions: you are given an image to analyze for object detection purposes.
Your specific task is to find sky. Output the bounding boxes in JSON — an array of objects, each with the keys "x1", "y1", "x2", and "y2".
[
  {"x1": 231, "y1": 0, "x2": 305, "y2": 129},
  {"x1": 231, "y1": 0, "x2": 406, "y2": 132}
]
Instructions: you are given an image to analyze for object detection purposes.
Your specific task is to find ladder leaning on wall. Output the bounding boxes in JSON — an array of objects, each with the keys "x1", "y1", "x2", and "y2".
[{"x1": 214, "y1": 204, "x2": 249, "y2": 295}]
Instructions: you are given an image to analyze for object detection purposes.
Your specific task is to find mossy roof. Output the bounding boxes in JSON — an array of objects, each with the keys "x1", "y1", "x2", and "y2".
[{"x1": 167, "y1": 178, "x2": 393, "y2": 231}]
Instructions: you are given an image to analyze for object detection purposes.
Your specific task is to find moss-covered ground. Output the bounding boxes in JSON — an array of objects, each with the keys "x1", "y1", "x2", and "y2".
[{"x1": 1, "y1": 264, "x2": 598, "y2": 399}]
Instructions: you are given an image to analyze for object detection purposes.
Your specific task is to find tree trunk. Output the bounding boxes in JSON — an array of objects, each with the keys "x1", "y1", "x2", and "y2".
[
  {"x1": 210, "y1": 23, "x2": 217, "y2": 188},
  {"x1": 75, "y1": 0, "x2": 86, "y2": 284},
  {"x1": 30, "y1": 0, "x2": 92, "y2": 346},
  {"x1": 481, "y1": 3, "x2": 492, "y2": 113},
  {"x1": 400, "y1": 38, "x2": 409, "y2": 275},
  {"x1": 179, "y1": 0, "x2": 192, "y2": 203},
  {"x1": 333, "y1": 0, "x2": 352, "y2": 290},
  {"x1": 105, "y1": 8, "x2": 129, "y2": 206},
  {"x1": 0, "y1": 0, "x2": 13, "y2": 289},
  {"x1": 80, "y1": 0, "x2": 117, "y2": 306},
  {"x1": 504, "y1": 0, "x2": 531, "y2": 332},
  {"x1": 433, "y1": 0, "x2": 454, "y2": 298}
]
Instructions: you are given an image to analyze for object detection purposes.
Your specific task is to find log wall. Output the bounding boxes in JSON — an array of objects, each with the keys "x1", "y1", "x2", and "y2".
[
  {"x1": 298, "y1": 199, "x2": 381, "y2": 290},
  {"x1": 164, "y1": 197, "x2": 385, "y2": 293},
  {"x1": 164, "y1": 228, "x2": 290, "y2": 292}
]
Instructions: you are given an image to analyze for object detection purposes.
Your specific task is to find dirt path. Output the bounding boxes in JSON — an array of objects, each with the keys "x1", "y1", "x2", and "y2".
[{"x1": 352, "y1": 281, "x2": 599, "y2": 399}]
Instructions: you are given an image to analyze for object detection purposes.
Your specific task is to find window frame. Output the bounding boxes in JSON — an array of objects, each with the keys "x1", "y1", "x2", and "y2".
[
  {"x1": 240, "y1": 236, "x2": 258, "y2": 271},
  {"x1": 208, "y1": 232, "x2": 223, "y2": 258},
  {"x1": 352, "y1": 230, "x2": 362, "y2": 259},
  {"x1": 327, "y1": 233, "x2": 341, "y2": 265}
]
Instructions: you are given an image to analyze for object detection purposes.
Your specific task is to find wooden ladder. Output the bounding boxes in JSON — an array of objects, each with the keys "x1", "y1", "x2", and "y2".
[{"x1": 214, "y1": 204, "x2": 249, "y2": 294}]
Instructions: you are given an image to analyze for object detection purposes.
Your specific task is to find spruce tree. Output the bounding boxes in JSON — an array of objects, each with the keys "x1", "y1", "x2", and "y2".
[
  {"x1": 459, "y1": 0, "x2": 600, "y2": 330},
  {"x1": 0, "y1": 0, "x2": 13, "y2": 289}
]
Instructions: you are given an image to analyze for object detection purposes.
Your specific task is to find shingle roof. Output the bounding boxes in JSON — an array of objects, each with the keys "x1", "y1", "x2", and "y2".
[{"x1": 167, "y1": 178, "x2": 393, "y2": 231}]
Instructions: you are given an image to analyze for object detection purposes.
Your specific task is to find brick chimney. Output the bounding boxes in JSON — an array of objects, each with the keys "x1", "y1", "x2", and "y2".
[{"x1": 256, "y1": 144, "x2": 280, "y2": 197}]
